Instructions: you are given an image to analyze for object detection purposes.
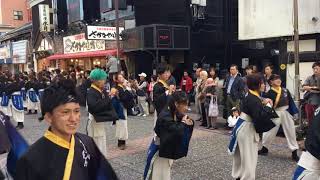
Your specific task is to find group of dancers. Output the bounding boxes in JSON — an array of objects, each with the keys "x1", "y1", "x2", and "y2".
[{"x1": 0, "y1": 73, "x2": 48, "y2": 129}]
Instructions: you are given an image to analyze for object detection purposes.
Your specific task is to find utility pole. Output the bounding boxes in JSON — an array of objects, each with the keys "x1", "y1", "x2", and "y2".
[
  {"x1": 115, "y1": 0, "x2": 120, "y2": 60},
  {"x1": 293, "y1": 0, "x2": 300, "y2": 102}
]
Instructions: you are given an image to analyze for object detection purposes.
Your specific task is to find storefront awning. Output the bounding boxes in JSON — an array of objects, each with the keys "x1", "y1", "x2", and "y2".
[{"x1": 46, "y1": 49, "x2": 118, "y2": 60}]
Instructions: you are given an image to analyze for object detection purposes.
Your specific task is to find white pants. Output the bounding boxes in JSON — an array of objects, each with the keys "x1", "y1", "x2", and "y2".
[
  {"x1": 138, "y1": 96, "x2": 149, "y2": 115},
  {"x1": 116, "y1": 120, "x2": 128, "y2": 140},
  {"x1": 87, "y1": 115, "x2": 107, "y2": 158},
  {"x1": 262, "y1": 106, "x2": 299, "y2": 151},
  {"x1": 1, "y1": 104, "x2": 11, "y2": 117},
  {"x1": 151, "y1": 156, "x2": 173, "y2": 180},
  {"x1": 297, "y1": 151, "x2": 320, "y2": 180},
  {"x1": 27, "y1": 99, "x2": 38, "y2": 111},
  {"x1": 11, "y1": 107, "x2": 24, "y2": 123},
  {"x1": 232, "y1": 121, "x2": 259, "y2": 180}
]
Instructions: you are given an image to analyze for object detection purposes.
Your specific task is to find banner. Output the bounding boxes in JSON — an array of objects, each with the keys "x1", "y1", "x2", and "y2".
[
  {"x1": 38, "y1": 4, "x2": 50, "y2": 32},
  {"x1": 0, "y1": 44, "x2": 11, "y2": 60},
  {"x1": 67, "y1": 0, "x2": 83, "y2": 23},
  {"x1": 87, "y1": 26, "x2": 124, "y2": 40},
  {"x1": 63, "y1": 33, "x2": 105, "y2": 54},
  {"x1": 12, "y1": 40, "x2": 28, "y2": 64}
]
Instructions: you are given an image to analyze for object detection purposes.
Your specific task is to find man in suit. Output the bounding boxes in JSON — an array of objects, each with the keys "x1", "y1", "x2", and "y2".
[{"x1": 223, "y1": 64, "x2": 245, "y2": 127}]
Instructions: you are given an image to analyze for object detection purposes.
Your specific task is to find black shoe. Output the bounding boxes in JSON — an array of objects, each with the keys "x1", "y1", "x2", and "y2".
[
  {"x1": 27, "y1": 110, "x2": 32, "y2": 115},
  {"x1": 236, "y1": 178, "x2": 240, "y2": 180},
  {"x1": 16, "y1": 123, "x2": 24, "y2": 130},
  {"x1": 258, "y1": 146, "x2": 269, "y2": 156},
  {"x1": 292, "y1": 150, "x2": 300, "y2": 162},
  {"x1": 206, "y1": 126, "x2": 212, "y2": 129},
  {"x1": 33, "y1": 110, "x2": 38, "y2": 114},
  {"x1": 200, "y1": 124, "x2": 207, "y2": 127}
]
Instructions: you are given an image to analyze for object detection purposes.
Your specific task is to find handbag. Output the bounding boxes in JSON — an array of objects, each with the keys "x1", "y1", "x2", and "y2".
[{"x1": 208, "y1": 96, "x2": 219, "y2": 117}]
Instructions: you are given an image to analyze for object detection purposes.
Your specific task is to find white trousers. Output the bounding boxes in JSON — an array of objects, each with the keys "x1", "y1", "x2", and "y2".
[
  {"x1": 87, "y1": 115, "x2": 107, "y2": 158},
  {"x1": 151, "y1": 156, "x2": 173, "y2": 180},
  {"x1": 297, "y1": 151, "x2": 320, "y2": 180},
  {"x1": 262, "y1": 106, "x2": 299, "y2": 151},
  {"x1": 27, "y1": 99, "x2": 38, "y2": 111},
  {"x1": 11, "y1": 107, "x2": 24, "y2": 123},
  {"x1": 138, "y1": 96, "x2": 149, "y2": 115},
  {"x1": 116, "y1": 120, "x2": 128, "y2": 140},
  {"x1": 232, "y1": 121, "x2": 259, "y2": 180}
]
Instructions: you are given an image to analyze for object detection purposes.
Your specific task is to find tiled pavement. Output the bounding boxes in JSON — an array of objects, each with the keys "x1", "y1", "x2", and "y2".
[{"x1": 7, "y1": 108, "x2": 300, "y2": 180}]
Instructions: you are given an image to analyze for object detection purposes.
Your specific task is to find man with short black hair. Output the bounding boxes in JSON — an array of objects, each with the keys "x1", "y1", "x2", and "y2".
[
  {"x1": 303, "y1": 62, "x2": 320, "y2": 124},
  {"x1": 15, "y1": 79, "x2": 118, "y2": 180},
  {"x1": 223, "y1": 65, "x2": 245, "y2": 125}
]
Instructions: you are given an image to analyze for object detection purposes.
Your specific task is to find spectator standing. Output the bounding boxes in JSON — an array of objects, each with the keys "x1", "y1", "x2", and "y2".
[
  {"x1": 264, "y1": 64, "x2": 274, "y2": 92},
  {"x1": 180, "y1": 71, "x2": 193, "y2": 105},
  {"x1": 223, "y1": 65, "x2": 245, "y2": 126},
  {"x1": 302, "y1": 62, "x2": 320, "y2": 124},
  {"x1": 194, "y1": 68, "x2": 203, "y2": 120},
  {"x1": 198, "y1": 71, "x2": 209, "y2": 127},
  {"x1": 137, "y1": 73, "x2": 149, "y2": 116}
]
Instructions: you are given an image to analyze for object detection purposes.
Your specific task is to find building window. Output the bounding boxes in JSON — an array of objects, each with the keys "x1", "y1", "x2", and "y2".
[{"x1": 13, "y1": 11, "x2": 23, "y2": 20}]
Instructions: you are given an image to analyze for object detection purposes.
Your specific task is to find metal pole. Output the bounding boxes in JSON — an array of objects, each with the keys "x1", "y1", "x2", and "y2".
[
  {"x1": 115, "y1": 0, "x2": 120, "y2": 60},
  {"x1": 293, "y1": 0, "x2": 300, "y2": 101}
]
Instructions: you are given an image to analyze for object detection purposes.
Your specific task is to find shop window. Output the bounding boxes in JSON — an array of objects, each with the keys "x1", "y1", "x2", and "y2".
[{"x1": 13, "y1": 11, "x2": 23, "y2": 20}]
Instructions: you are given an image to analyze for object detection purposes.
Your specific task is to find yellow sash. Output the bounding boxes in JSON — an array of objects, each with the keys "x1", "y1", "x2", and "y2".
[
  {"x1": 249, "y1": 89, "x2": 260, "y2": 98},
  {"x1": 44, "y1": 130, "x2": 75, "y2": 180},
  {"x1": 271, "y1": 87, "x2": 282, "y2": 108},
  {"x1": 117, "y1": 84, "x2": 125, "y2": 89},
  {"x1": 158, "y1": 79, "x2": 169, "y2": 89},
  {"x1": 91, "y1": 84, "x2": 102, "y2": 93}
]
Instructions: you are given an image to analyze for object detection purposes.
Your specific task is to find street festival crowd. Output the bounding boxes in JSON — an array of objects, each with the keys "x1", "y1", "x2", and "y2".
[{"x1": 0, "y1": 59, "x2": 320, "y2": 180}]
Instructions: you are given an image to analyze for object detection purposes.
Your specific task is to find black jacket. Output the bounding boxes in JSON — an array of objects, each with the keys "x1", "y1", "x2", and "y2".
[
  {"x1": 241, "y1": 93, "x2": 277, "y2": 133},
  {"x1": 87, "y1": 88, "x2": 118, "y2": 122},
  {"x1": 224, "y1": 74, "x2": 245, "y2": 100},
  {"x1": 153, "y1": 82, "x2": 168, "y2": 115},
  {"x1": 305, "y1": 108, "x2": 320, "y2": 160},
  {"x1": 154, "y1": 108, "x2": 194, "y2": 160},
  {"x1": 0, "y1": 112, "x2": 10, "y2": 154},
  {"x1": 115, "y1": 85, "x2": 135, "y2": 109}
]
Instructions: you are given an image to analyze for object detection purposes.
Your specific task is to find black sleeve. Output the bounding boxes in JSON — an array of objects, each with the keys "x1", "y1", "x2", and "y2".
[
  {"x1": 118, "y1": 88, "x2": 133, "y2": 104},
  {"x1": 305, "y1": 112, "x2": 320, "y2": 160},
  {"x1": 153, "y1": 84, "x2": 167, "y2": 114},
  {"x1": 87, "y1": 90, "x2": 112, "y2": 115},
  {"x1": 238, "y1": 78, "x2": 246, "y2": 99},
  {"x1": 155, "y1": 113, "x2": 185, "y2": 138},
  {"x1": 242, "y1": 95, "x2": 276, "y2": 133},
  {"x1": 15, "y1": 156, "x2": 33, "y2": 180}
]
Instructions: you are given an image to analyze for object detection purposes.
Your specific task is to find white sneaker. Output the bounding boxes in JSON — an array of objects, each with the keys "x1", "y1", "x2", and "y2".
[{"x1": 142, "y1": 114, "x2": 147, "y2": 117}]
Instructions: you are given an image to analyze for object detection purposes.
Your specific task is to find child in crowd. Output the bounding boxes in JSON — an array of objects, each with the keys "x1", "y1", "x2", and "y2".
[{"x1": 227, "y1": 107, "x2": 240, "y2": 128}]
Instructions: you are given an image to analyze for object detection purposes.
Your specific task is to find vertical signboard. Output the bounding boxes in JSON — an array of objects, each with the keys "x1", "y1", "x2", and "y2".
[
  {"x1": 39, "y1": 4, "x2": 50, "y2": 32},
  {"x1": 67, "y1": 0, "x2": 83, "y2": 23}
]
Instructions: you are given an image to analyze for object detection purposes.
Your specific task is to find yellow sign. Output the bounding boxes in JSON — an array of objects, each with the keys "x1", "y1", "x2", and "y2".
[{"x1": 280, "y1": 64, "x2": 286, "y2": 70}]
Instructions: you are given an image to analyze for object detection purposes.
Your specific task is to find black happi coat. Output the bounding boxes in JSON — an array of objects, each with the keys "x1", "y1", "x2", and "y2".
[
  {"x1": 241, "y1": 93, "x2": 277, "y2": 133},
  {"x1": 15, "y1": 133, "x2": 118, "y2": 180},
  {"x1": 87, "y1": 87, "x2": 118, "y2": 122},
  {"x1": 154, "y1": 108, "x2": 194, "y2": 160},
  {"x1": 153, "y1": 82, "x2": 168, "y2": 115},
  {"x1": 305, "y1": 109, "x2": 320, "y2": 160},
  {"x1": 265, "y1": 88, "x2": 292, "y2": 108}
]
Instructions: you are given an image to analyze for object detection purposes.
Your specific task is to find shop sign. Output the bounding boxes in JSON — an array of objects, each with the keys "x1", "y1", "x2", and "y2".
[
  {"x1": 39, "y1": 4, "x2": 50, "y2": 32},
  {"x1": 0, "y1": 44, "x2": 11, "y2": 60},
  {"x1": 87, "y1": 26, "x2": 124, "y2": 40},
  {"x1": 12, "y1": 40, "x2": 28, "y2": 64},
  {"x1": 157, "y1": 29, "x2": 172, "y2": 48},
  {"x1": 63, "y1": 33, "x2": 105, "y2": 54},
  {"x1": 35, "y1": 50, "x2": 54, "y2": 60}
]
